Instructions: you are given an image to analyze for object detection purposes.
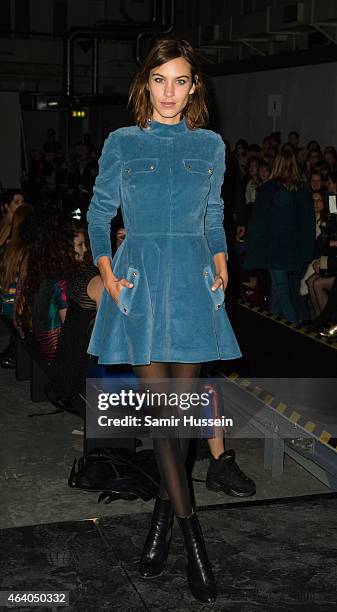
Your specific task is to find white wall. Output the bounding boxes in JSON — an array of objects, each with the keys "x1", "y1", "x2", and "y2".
[{"x1": 210, "y1": 61, "x2": 337, "y2": 149}]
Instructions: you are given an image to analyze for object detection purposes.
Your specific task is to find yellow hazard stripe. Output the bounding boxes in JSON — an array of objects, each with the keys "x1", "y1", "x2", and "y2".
[
  {"x1": 289, "y1": 411, "x2": 301, "y2": 423},
  {"x1": 228, "y1": 373, "x2": 335, "y2": 449},
  {"x1": 304, "y1": 421, "x2": 316, "y2": 433}
]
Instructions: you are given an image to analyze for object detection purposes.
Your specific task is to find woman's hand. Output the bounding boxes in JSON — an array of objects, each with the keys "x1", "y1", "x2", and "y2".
[
  {"x1": 104, "y1": 275, "x2": 134, "y2": 306},
  {"x1": 211, "y1": 271, "x2": 228, "y2": 293},
  {"x1": 212, "y1": 252, "x2": 228, "y2": 293},
  {"x1": 97, "y1": 255, "x2": 133, "y2": 306}
]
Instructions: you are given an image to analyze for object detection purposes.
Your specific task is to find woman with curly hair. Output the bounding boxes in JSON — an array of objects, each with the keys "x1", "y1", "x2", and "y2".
[
  {"x1": 0, "y1": 190, "x2": 25, "y2": 254},
  {"x1": 16, "y1": 211, "x2": 87, "y2": 363},
  {"x1": 0, "y1": 204, "x2": 33, "y2": 316}
]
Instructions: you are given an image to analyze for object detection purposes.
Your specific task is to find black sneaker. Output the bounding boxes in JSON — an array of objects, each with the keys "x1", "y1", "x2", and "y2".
[{"x1": 206, "y1": 449, "x2": 256, "y2": 497}]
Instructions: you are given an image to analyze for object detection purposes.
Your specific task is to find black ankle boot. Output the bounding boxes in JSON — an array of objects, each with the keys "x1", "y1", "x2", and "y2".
[
  {"x1": 139, "y1": 496, "x2": 173, "y2": 578},
  {"x1": 177, "y1": 512, "x2": 217, "y2": 603}
]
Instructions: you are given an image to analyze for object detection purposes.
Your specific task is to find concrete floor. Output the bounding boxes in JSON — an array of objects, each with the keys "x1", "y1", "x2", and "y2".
[{"x1": 0, "y1": 359, "x2": 329, "y2": 530}]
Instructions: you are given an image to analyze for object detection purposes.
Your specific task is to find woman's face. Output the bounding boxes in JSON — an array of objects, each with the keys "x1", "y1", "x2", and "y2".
[
  {"x1": 296, "y1": 149, "x2": 306, "y2": 164},
  {"x1": 248, "y1": 160, "x2": 258, "y2": 178},
  {"x1": 148, "y1": 57, "x2": 195, "y2": 124},
  {"x1": 313, "y1": 193, "x2": 324, "y2": 215},
  {"x1": 267, "y1": 147, "x2": 276, "y2": 159},
  {"x1": 324, "y1": 151, "x2": 335, "y2": 165},
  {"x1": 308, "y1": 150, "x2": 320, "y2": 166},
  {"x1": 310, "y1": 174, "x2": 322, "y2": 190},
  {"x1": 73, "y1": 232, "x2": 87, "y2": 262},
  {"x1": 327, "y1": 177, "x2": 337, "y2": 193},
  {"x1": 8, "y1": 193, "x2": 24, "y2": 216},
  {"x1": 258, "y1": 165, "x2": 270, "y2": 182},
  {"x1": 235, "y1": 144, "x2": 245, "y2": 156}
]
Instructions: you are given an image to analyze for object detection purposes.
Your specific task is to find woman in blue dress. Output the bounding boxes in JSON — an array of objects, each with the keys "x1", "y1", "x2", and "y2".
[{"x1": 87, "y1": 36, "x2": 241, "y2": 603}]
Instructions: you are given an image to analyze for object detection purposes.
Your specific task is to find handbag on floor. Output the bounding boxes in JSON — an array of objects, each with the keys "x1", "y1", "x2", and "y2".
[{"x1": 68, "y1": 447, "x2": 159, "y2": 502}]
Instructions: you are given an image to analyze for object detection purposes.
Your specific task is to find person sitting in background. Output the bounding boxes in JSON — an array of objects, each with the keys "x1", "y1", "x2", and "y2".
[
  {"x1": 296, "y1": 148, "x2": 307, "y2": 176},
  {"x1": 257, "y1": 159, "x2": 271, "y2": 185},
  {"x1": 310, "y1": 172, "x2": 323, "y2": 192},
  {"x1": 281, "y1": 142, "x2": 295, "y2": 155},
  {"x1": 269, "y1": 131, "x2": 281, "y2": 150},
  {"x1": 43, "y1": 128, "x2": 61, "y2": 155},
  {"x1": 324, "y1": 146, "x2": 337, "y2": 172},
  {"x1": 261, "y1": 136, "x2": 271, "y2": 158},
  {"x1": 247, "y1": 144, "x2": 262, "y2": 159},
  {"x1": 306, "y1": 149, "x2": 322, "y2": 178},
  {"x1": 244, "y1": 150, "x2": 316, "y2": 324},
  {"x1": 0, "y1": 190, "x2": 24, "y2": 254},
  {"x1": 234, "y1": 139, "x2": 248, "y2": 176},
  {"x1": 0, "y1": 204, "x2": 33, "y2": 316},
  {"x1": 244, "y1": 156, "x2": 260, "y2": 221},
  {"x1": 15, "y1": 213, "x2": 87, "y2": 364},
  {"x1": 264, "y1": 145, "x2": 278, "y2": 167},
  {"x1": 0, "y1": 205, "x2": 33, "y2": 368},
  {"x1": 326, "y1": 171, "x2": 337, "y2": 194},
  {"x1": 307, "y1": 140, "x2": 321, "y2": 153},
  {"x1": 46, "y1": 257, "x2": 103, "y2": 417},
  {"x1": 301, "y1": 190, "x2": 329, "y2": 311},
  {"x1": 287, "y1": 131, "x2": 300, "y2": 153},
  {"x1": 304, "y1": 196, "x2": 337, "y2": 321}
]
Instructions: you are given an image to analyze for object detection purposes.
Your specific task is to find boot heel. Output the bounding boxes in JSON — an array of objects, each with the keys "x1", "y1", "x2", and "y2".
[
  {"x1": 178, "y1": 511, "x2": 217, "y2": 603},
  {"x1": 139, "y1": 497, "x2": 173, "y2": 578}
]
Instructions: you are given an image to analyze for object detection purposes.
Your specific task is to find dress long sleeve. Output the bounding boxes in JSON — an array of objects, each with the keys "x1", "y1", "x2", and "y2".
[
  {"x1": 87, "y1": 132, "x2": 122, "y2": 265},
  {"x1": 204, "y1": 135, "x2": 228, "y2": 257}
]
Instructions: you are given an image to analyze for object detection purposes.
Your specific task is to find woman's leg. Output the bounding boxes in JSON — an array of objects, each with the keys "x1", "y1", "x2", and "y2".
[
  {"x1": 133, "y1": 361, "x2": 173, "y2": 579},
  {"x1": 313, "y1": 276, "x2": 335, "y2": 312},
  {"x1": 269, "y1": 269, "x2": 298, "y2": 323},
  {"x1": 134, "y1": 360, "x2": 216, "y2": 602},
  {"x1": 149, "y1": 362, "x2": 201, "y2": 518},
  {"x1": 132, "y1": 361, "x2": 200, "y2": 514},
  {"x1": 307, "y1": 273, "x2": 321, "y2": 316}
]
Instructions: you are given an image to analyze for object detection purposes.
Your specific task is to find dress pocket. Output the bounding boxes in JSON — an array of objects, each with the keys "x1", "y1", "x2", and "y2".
[
  {"x1": 117, "y1": 266, "x2": 140, "y2": 315},
  {"x1": 123, "y1": 158, "x2": 159, "y2": 176},
  {"x1": 183, "y1": 159, "x2": 214, "y2": 176},
  {"x1": 203, "y1": 265, "x2": 225, "y2": 310}
]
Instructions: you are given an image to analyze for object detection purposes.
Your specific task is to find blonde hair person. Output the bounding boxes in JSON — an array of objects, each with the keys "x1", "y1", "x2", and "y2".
[{"x1": 244, "y1": 150, "x2": 316, "y2": 323}]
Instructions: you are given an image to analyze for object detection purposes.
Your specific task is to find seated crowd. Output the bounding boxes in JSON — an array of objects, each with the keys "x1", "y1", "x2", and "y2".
[
  {"x1": 228, "y1": 130, "x2": 337, "y2": 338},
  {"x1": 0, "y1": 127, "x2": 337, "y2": 417}
]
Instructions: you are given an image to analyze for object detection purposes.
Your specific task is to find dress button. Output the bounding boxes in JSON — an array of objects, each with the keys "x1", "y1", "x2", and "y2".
[
  {"x1": 132, "y1": 271, "x2": 138, "y2": 276},
  {"x1": 203, "y1": 271, "x2": 209, "y2": 277},
  {"x1": 208, "y1": 168, "x2": 213, "y2": 175},
  {"x1": 149, "y1": 164, "x2": 155, "y2": 170},
  {"x1": 125, "y1": 168, "x2": 131, "y2": 174}
]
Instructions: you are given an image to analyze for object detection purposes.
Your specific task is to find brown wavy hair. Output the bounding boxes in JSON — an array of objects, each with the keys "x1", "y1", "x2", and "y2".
[
  {"x1": 269, "y1": 150, "x2": 305, "y2": 192},
  {"x1": 17, "y1": 212, "x2": 89, "y2": 330},
  {"x1": 0, "y1": 204, "x2": 33, "y2": 290},
  {"x1": 128, "y1": 36, "x2": 208, "y2": 129}
]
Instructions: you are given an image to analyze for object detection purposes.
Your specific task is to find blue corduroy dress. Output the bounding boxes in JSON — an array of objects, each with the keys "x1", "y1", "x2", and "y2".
[{"x1": 86, "y1": 115, "x2": 242, "y2": 365}]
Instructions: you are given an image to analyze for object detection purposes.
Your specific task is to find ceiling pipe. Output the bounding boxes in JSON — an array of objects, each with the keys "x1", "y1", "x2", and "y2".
[{"x1": 64, "y1": 0, "x2": 174, "y2": 98}]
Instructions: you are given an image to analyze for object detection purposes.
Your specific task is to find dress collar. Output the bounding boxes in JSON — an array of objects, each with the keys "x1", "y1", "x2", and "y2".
[{"x1": 144, "y1": 115, "x2": 189, "y2": 136}]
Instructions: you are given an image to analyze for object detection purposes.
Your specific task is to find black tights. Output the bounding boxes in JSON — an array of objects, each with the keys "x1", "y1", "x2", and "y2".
[{"x1": 132, "y1": 362, "x2": 201, "y2": 518}]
